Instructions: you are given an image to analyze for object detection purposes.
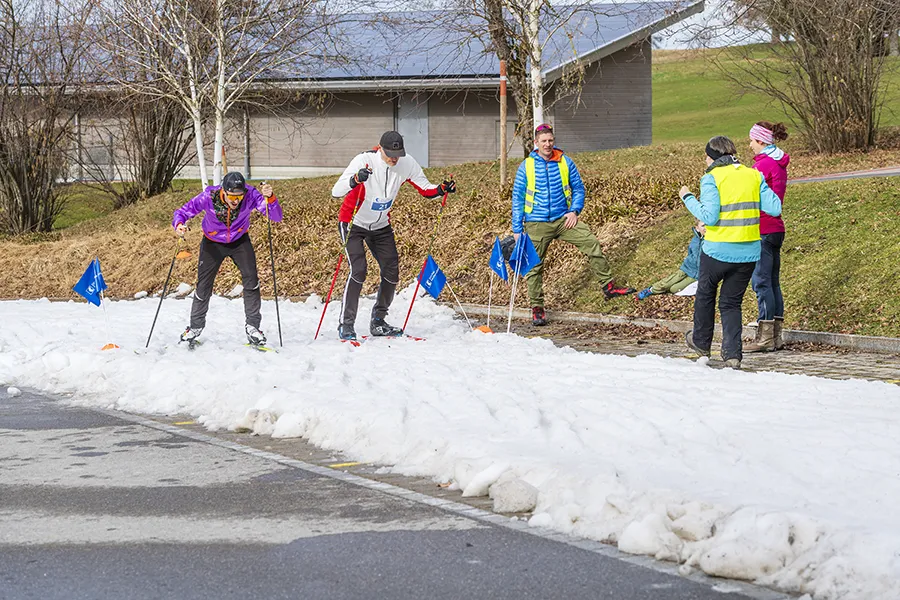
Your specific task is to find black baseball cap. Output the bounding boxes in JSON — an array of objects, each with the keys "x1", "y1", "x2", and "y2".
[
  {"x1": 379, "y1": 131, "x2": 406, "y2": 158},
  {"x1": 221, "y1": 172, "x2": 247, "y2": 194}
]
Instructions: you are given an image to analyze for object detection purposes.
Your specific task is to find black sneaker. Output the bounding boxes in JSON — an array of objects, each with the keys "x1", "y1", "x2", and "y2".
[
  {"x1": 532, "y1": 307, "x2": 547, "y2": 326},
  {"x1": 603, "y1": 281, "x2": 637, "y2": 300},
  {"x1": 684, "y1": 330, "x2": 711, "y2": 358},
  {"x1": 370, "y1": 318, "x2": 403, "y2": 337},
  {"x1": 338, "y1": 324, "x2": 357, "y2": 341}
]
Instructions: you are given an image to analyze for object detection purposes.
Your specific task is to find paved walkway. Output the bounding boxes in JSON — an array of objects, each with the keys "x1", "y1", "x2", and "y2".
[
  {"x1": 789, "y1": 165, "x2": 900, "y2": 184},
  {"x1": 502, "y1": 319, "x2": 900, "y2": 384}
]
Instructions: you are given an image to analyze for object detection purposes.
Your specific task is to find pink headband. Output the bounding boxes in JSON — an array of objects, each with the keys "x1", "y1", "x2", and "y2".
[{"x1": 750, "y1": 124, "x2": 774, "y2": 144}]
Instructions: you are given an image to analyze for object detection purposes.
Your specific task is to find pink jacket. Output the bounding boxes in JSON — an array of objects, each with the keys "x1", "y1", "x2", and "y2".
[{"x1": 752, "y1": 146, "x2": 790, "y2": 235}]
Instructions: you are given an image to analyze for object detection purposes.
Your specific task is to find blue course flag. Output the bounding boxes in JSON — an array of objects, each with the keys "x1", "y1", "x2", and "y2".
[
  {"x1": 419, "y1": 255, "x2": 446, "y2": 299},
  {"x1": 73, "y1": 258, "x2": 108, "y2": 306},
  {"x1": 508, "y1": 233, "x2": 541, "y2": 277},
  {"x1": 489, "y1": 237, "x2": 508, "y2": 282}
]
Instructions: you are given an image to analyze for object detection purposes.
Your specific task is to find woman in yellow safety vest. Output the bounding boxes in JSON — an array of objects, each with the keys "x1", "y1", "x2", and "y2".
[{"x1": 678, "y1": 136, "x2": 782, "y2": 370}]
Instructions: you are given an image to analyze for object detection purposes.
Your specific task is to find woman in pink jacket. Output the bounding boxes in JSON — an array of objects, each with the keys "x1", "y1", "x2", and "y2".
[{"x1": 746, "y1": 121, "x2": 790, "y2": 352}]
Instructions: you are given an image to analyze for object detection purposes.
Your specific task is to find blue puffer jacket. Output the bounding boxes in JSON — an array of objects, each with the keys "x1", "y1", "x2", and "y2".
[
  {"x1": 511, "y1": 148, "x2": 585, "y2": 233},
  {"x1": 679, "y1": 228, "x2": 703, "y2": 280}
]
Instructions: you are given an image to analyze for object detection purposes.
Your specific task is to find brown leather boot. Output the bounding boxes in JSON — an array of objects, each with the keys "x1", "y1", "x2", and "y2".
[
  {"x1": 745, "y1": 319, "x2": 776, "y2": 353},
  {"x1": 774, "y1": 316, "x2": 785, "y2": 350}
]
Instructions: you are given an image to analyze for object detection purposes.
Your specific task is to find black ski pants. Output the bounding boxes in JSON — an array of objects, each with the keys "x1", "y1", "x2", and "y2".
[
  {"x1": 692, "y1": 252, "x2": 755, "y2": 361},
  {"x1": 190, "y1": 234, "x2": 261, "y2": 330},
  {"x1": 339, "y1": 222, "x2": 399, "y2": 327}
]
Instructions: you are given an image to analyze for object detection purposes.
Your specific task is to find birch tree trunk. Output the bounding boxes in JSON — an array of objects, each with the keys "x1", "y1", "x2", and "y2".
[
  {"x1": 526, "y1": 0, "x2": 543, "y2": 127},
  {"x1": 180, "y1": 20, "x2": 208, "y2": 187},
  {"x1": 190, "y1": 106, "x2": 208, "y2": 188},
  {"x1": 212, "y1": 0, "x2": 227, "y2": 186}
]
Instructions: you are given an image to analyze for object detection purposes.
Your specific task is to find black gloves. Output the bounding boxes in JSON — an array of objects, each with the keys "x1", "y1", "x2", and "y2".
[
  {"x1": 349, "y1": 167, "x2": 372, "y2": 189},
  {"x1": 499, "y1": 235, "x2": 516, "y2": 261},
  {"x1": 438, "y1": 179, "x2": 457, "y2": 195}
]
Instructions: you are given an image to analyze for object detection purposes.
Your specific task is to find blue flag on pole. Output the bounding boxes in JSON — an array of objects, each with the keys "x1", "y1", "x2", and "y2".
[
  {"x1": 73, "y1": 258, "x2": 107, "y2": 306},
  {"x1": 419, "y1": 255, "x2": 446, "y2": 299},
  {"x1": 508, "y1": 233, "x2": 541, "y2": 277},
  {"x1": 489, "y1": 237, "x2": 508, "y2": 282}
]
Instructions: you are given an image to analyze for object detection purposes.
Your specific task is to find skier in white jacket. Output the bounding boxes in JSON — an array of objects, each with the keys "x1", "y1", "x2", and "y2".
[{"x1": 331, "y1": 131, "x2": 456, "y2": 341}]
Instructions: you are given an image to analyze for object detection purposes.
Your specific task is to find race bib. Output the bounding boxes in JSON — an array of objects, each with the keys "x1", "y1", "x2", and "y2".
[{"x1": 370, "y1": 198, "x2": 394, "y2": 212}]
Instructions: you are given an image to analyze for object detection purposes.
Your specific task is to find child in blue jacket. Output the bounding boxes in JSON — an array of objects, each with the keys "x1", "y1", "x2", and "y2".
[{"x1": 637, "y1": 222, "x2": 705, "y2": 299}]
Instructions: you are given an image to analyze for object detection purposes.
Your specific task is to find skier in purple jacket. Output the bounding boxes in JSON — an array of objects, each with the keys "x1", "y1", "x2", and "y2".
[{"x1": 172, "y1": 172, "x2": 283, "y2": 346}]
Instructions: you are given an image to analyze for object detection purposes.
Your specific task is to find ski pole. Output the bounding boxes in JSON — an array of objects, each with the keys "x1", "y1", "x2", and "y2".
[
  {"x1": 314, "y1": 164, "x2": 371, "y2": 340},
  {"x1": 262, "y1": 183, "x2": 283, "y2": 347},
  {"x1": 486, "y1": 271, "x2": 494, "y2": 329},
  {"x1": 146, "y1": 237, "x2": 185, "y2": 348},
  {"x1": 314, "y1": 254, "x2": 343, "y2": 340},
  {"x1": 507, "y1": 232, "x2": 523, "y2": 334},
  {"x1": 402, "y1": 177, "x2": 453, "y2": 333}
]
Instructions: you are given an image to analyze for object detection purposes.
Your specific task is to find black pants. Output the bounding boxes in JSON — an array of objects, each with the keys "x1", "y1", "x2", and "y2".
[
  {"x1": 190, "y1": 234, "x2": 261, "y2": 329},
  {"x1": 339, "y1": 222, "x2": 400, "y2": 327},
  {"x1": 692, "y1": 252, "x2": 754, "y2": 361}
]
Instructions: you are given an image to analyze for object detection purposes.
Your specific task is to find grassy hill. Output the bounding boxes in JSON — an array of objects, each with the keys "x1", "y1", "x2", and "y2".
[
  {"x1": 600, "y1": 176, "x2": 900, "y2": 335},
  {"x1": 652, "y1": 47, "x2": 900, "y2": 144},
  {"x1": 3, "y1": 141, "x2": 900, "y2": 336}
]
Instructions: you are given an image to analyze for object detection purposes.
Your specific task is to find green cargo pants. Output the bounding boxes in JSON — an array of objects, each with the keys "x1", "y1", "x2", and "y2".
[
  {"x1": 650, "y1": 269, "x2": 696, "y2": 295},
  {"x1": 523, "y1": 217, "x2": 612, "y2": 308}
]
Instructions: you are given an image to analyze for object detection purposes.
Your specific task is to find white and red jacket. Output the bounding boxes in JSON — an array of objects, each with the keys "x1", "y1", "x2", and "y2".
[{"x1": 332, "y1": 148, "x2": 441, "y2": 230}]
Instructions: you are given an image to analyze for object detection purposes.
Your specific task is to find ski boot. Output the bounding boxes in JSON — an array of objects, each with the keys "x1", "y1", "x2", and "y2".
[
  {"x1": 180, "y1": 326, "x2": 203, "y2": 349},
  {"x1": 636, "y1": 287, "x2": 653, "y2": 300},
  {"x1": 531, "y1": 307, "x2": 547, "y2": 326},
  {"x1": 338, "y1": 323, "x2": 357, "y2": 341},
  {"x1": 245, "y1": 324, "x2": 267, "y2": 346},
  {"x1": 370, "y1": 318, "x2": 403, "y2": 337}
]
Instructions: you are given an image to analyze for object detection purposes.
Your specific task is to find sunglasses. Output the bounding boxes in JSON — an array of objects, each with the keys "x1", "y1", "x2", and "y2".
[
  {"x1": 535, "y1": 124, "x2": 554, "y2": 134},
  {"x1": 224, "y1": 191, "x2": 244, "y2": 202}
]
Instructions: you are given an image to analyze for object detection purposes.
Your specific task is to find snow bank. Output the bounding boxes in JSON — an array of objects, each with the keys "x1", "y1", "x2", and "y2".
[{"x1": 2, "y1": 292, "x2": 899, "y2": 599}]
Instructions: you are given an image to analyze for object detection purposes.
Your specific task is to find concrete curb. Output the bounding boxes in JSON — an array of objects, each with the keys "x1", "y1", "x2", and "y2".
[{"x1": 452, "y1": 303, "x2": 900, "y2": 355}]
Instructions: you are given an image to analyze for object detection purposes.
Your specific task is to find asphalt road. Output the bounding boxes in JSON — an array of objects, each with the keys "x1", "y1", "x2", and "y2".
[{"x1": 0, "y1": 389, "x2": 786, "y2": 600}]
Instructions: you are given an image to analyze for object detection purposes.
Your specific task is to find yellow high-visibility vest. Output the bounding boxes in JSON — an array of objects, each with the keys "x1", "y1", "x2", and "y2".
[
  {"x1": 524, "y1": 156, "x2": 571, "y2": 214},
  {"x1": 705, "y1": 164, "x2": 762, "y2": 243}
]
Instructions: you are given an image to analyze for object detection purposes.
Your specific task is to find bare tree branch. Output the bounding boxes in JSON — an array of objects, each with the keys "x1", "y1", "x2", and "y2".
[
  {"x1": 700, "y1": 0, "x2": 897, "y2": 152},
  {"x1": 0, "y1": 0, "x2": 94, "y2": 234},
  {"x1": 96, "y1": 0, "x2": 351, "y2": 186}
]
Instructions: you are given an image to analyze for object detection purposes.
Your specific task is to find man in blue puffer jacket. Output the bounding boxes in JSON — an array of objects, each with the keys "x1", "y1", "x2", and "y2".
[{"x1": 511, "y1": 123, "x2": 635, "y2": 326}]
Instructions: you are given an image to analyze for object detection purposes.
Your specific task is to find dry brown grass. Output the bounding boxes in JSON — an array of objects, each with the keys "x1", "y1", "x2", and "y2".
[
  {"x1": 2, "y1": 141, "x2": 898, "y2": 339},
  {"x1": 0, "y1": 149, "x2": 695, "y2": 306}
]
